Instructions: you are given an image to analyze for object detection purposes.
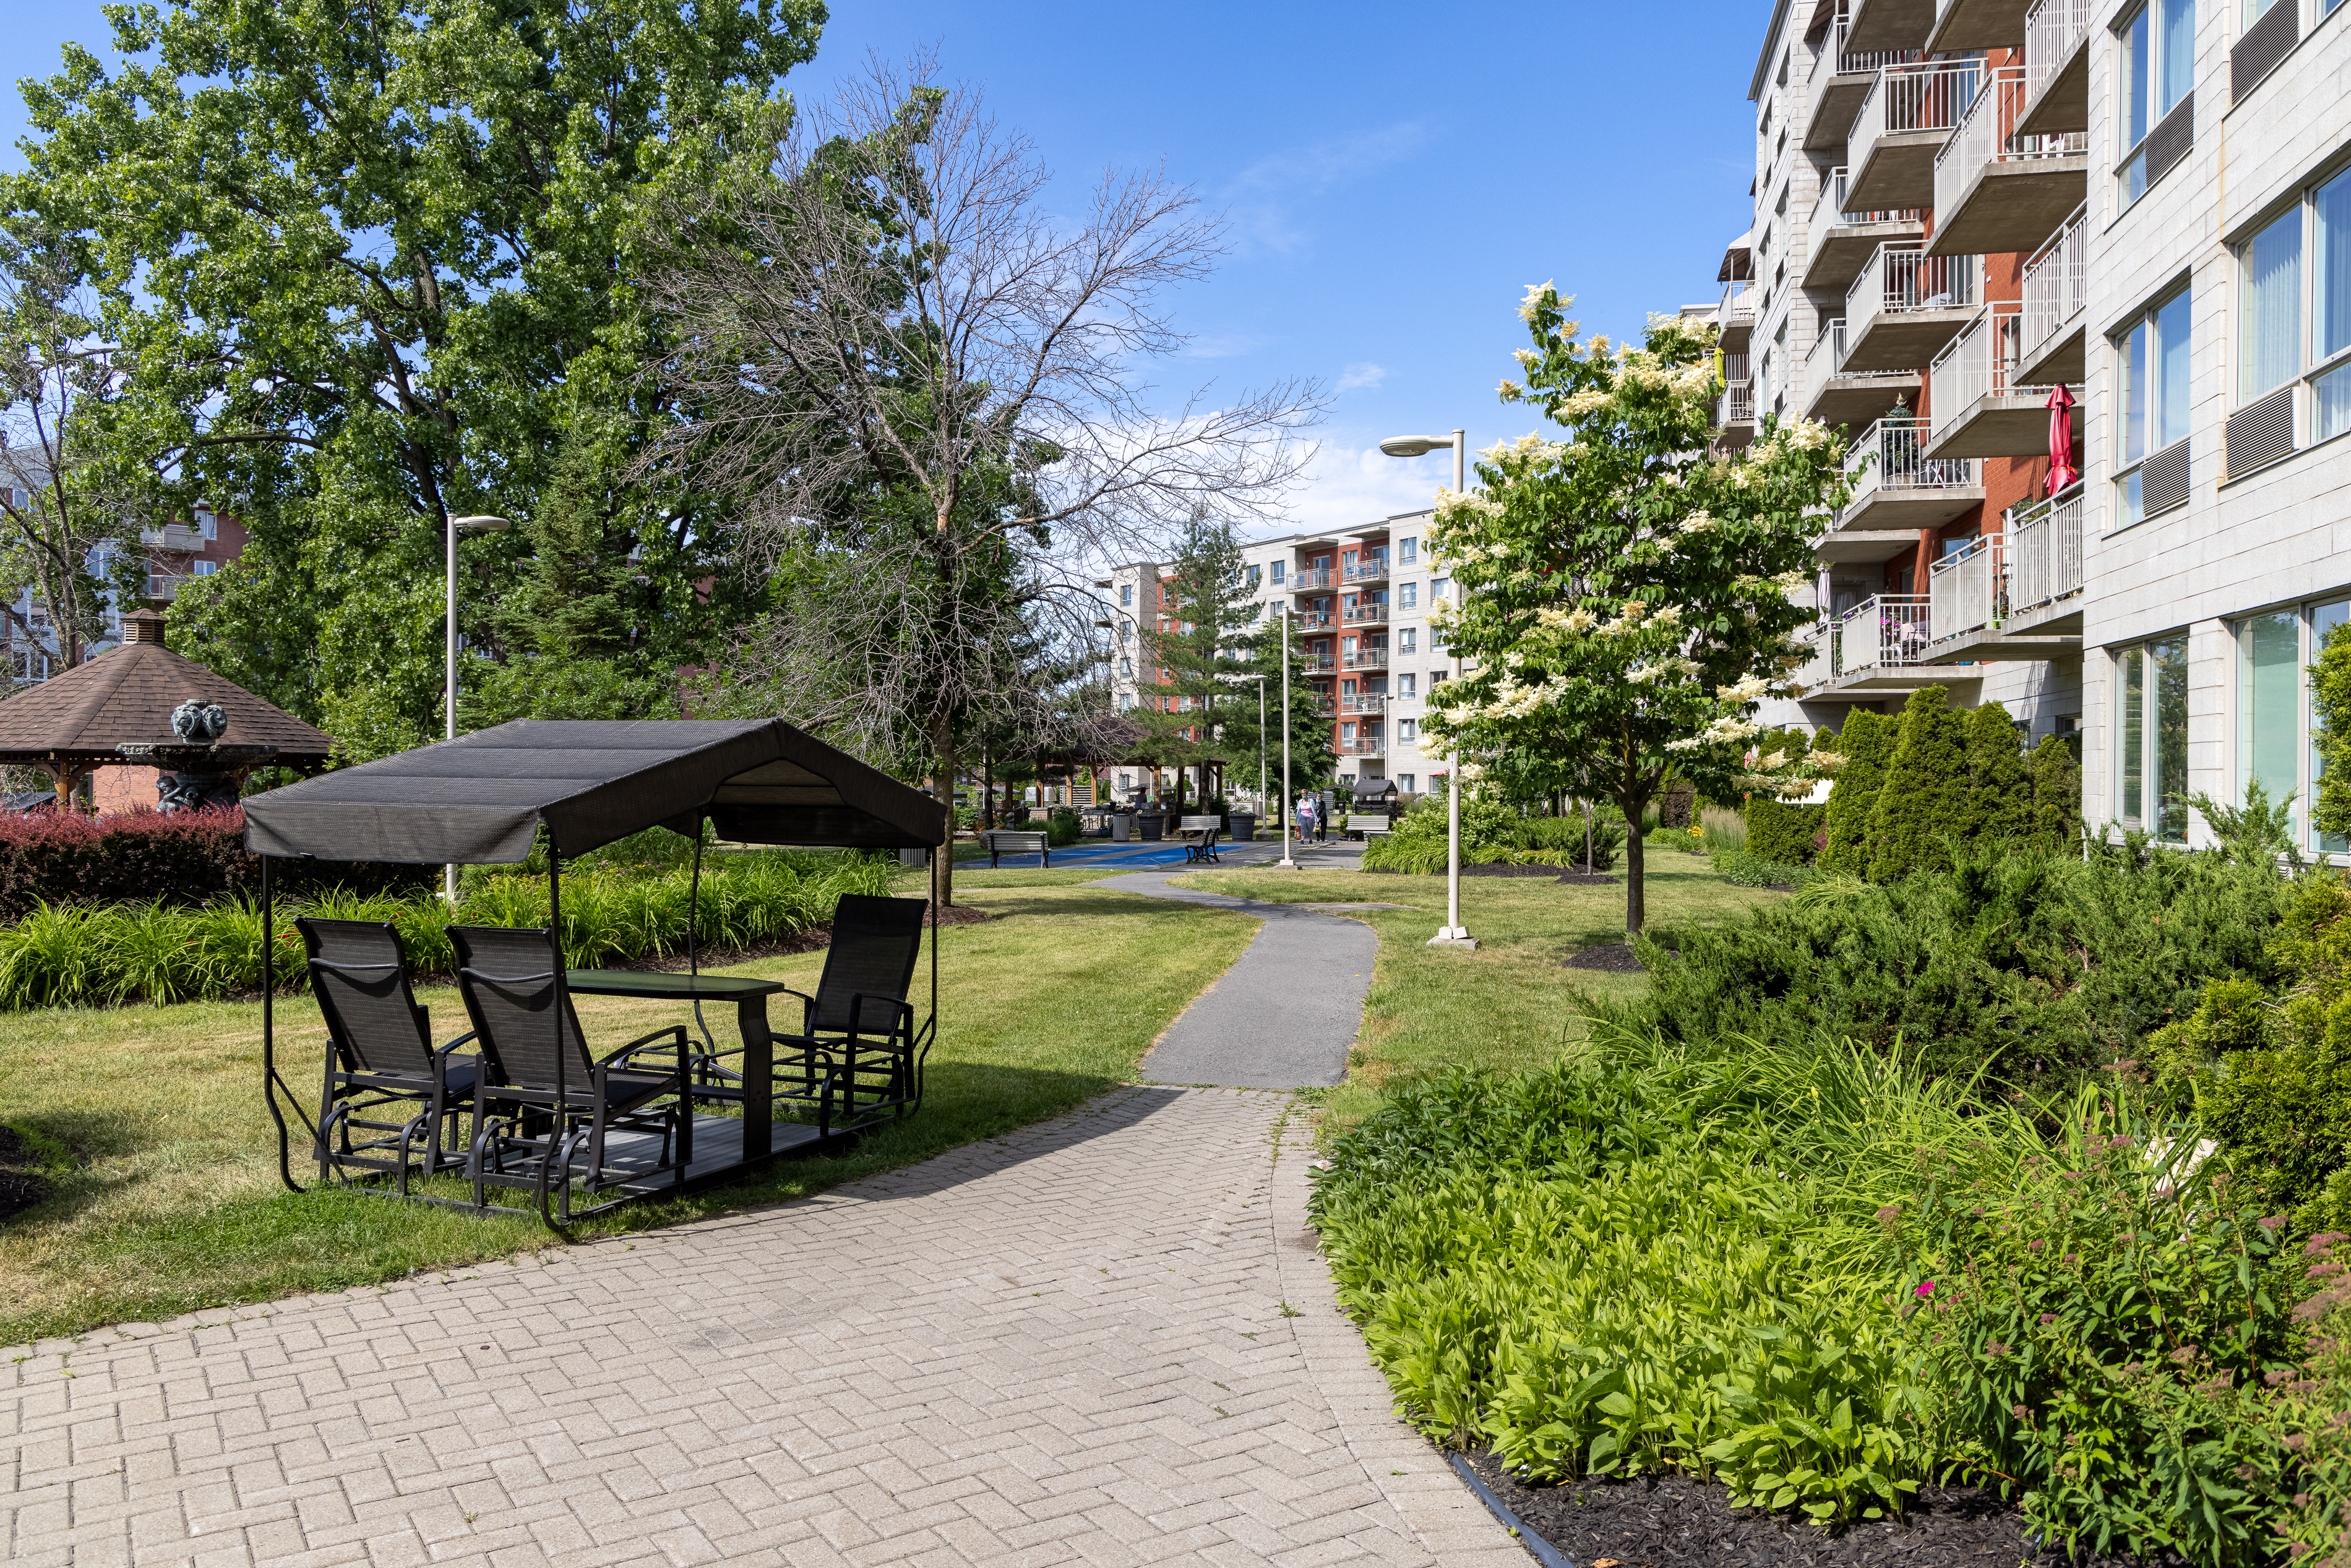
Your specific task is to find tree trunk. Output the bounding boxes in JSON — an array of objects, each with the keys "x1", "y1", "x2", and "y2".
[
  {"x1": 1618, "y1": 789, "x2": 1652, "y2": 933},
  {"x1": 981, "y1": 752, "x2": 994, "y2": 832},
  {"x1": 931, "y1": 711, "x2": 956, "y2": 910}
]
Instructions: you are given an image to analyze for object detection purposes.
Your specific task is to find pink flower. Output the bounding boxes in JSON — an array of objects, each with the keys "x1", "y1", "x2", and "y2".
[{"x1": 1915, "y1": 1280, "x2": 1935, "y2": 1298}]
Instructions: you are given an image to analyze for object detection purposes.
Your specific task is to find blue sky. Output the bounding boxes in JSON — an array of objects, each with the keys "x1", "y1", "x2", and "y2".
[{"x1": 1, "y1": 0, "x2": 1768, "y2": 536}]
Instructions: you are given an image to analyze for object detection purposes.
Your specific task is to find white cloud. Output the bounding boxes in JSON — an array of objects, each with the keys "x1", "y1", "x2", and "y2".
[
  {"x1": 1336, "y1": 362, "x2": 1386, "y2": 392},
  {"x1": 1224, "y1": 122, "x2": 1430, "y2": 255},
  {"x1": 1244, "y1": 437, "x2": 1451, "y2": 541}
]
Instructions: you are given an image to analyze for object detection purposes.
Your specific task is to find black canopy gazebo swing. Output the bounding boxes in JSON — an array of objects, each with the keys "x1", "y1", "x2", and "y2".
[{"x1": 242, "y1": 718, "x2": 949, "y2": 1230}]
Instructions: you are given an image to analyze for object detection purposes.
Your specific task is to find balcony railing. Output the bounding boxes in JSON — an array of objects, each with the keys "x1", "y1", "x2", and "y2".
[
  {"x1": 1341, "y1": 693, "x2": 1389, "y2": 715},
  {"x1": 1342, "y1": 649, "x2": 1389, "y2": 670},
  {"x1": 1827, "y1": 3, "x2": 1915, "y2": 77},
  {"x1": 1849, "y1": 61, "x2": 1980, "y2": 195},
  {"x1": 1344, "y1": 603, "x2": 1389, "y2": 626},
  {"x1": 2026, "y1": 0, "x2": 2093, "y2": 104},
  {"x1": 1932, "y1": 66, "x2": 2089, "y2": 221},
  {"x1": 1719, "y1": 380, "x2": 1755, "y2": 426},
  {"x1": 1792, "y1": 621, "x2": 1833, "y2": 693},
  {"x1": 1720, "y1": 280, "x2": 1756, "y2": 332},
  {"x1": 2008, "y1": 481, "x2": 2084, "y2": 614},
  {"x1": 1343, "y1": 556, "x2": 1390, "y2": 584},
  {"x1": 139, "y1": 523, "x2": 207, "y2": 552},
  {"x1": 1831, "y1": 594, "x2": 1935, "y2": 675},
  {"x1": 1928, "y1": 536, "x2": 2002, "y2": 642},
  {"x1": 1846, "y1": 242, "x2": 1978, "y2": 348},
  {"x1": 1807, "y1": 167, "x2": 1923, "y2": 259},
  {"x1": 1298, "y1": 610, "x2": 1333, "y2": 630},
  {"x1": 1339, "y1": 737, "x2": 1386, "y2": 756},
  {"x1": 1302, "y1": 655, "x2": 1337, "y2": 673},
  {"x1": 1844, "y1": 416, "x2": 1976, "y2": 518},
  {"x1": 1928, "y1": 303, "x2": 2052, "y2": 447},
  {"x1": 1292, "y1": 568, "x2": 1334, "y2": 591},
  {"x1": 145, "y1": 573, "x2": 189, "y2": 602},
  {"x1": 2021, "y1": 205, "x2": 2087, "y2": 364}
]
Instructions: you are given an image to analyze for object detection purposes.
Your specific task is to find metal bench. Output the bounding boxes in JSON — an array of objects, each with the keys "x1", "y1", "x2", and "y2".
[
  {"x1": 1177, "y1": 815, "x2": 1223, "y2": 863},
  {"x1": 1345, "y1": 813, "x2": 1393, "y2": 841},
  {"x1": 981, "y1": 829, "x2": 1051, "y2": 868}
]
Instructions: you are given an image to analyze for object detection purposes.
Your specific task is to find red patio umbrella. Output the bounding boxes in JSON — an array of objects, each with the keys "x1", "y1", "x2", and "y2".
[{"x1": 2045, "y1": 383, "x2": 2079, "y2": 495}]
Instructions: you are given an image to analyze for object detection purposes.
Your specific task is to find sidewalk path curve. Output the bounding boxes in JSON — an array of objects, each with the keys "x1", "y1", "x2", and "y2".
[
  {"x1": 1, "y1": 1088, "x2": 1521, "y2": 1568},
  {"x1": 1093, "y1": 867, "x2": 1375, "y2": 1090}
]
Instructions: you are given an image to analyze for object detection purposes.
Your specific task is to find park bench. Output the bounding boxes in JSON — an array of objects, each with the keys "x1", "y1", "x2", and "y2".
[
  {"x1": 1345, "y1": 813, "x2": 1393, "y2": 842},
  {"x1": 981, "y1": 829, "x2": 1051, "y2": 868},
  {"x1": 1177, "y1": 815, "x2": 1223, "y2": 864}
]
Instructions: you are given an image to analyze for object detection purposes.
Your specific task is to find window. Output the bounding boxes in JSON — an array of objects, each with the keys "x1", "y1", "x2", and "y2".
[
  {"x1": 1247, "y1": 563, "x2": 1261, "y2": 588},
  {"x1": 2119, "y1": 0, "x2": 2194, "y2": 203},
  {"x1": 1430, "y1": 576, "x2": 1450, "y2": 600},
  {"x1": 1398, "y1": 628, "x2": 1417, "y2": 654},
  {"x1": 2117, "y1": 288, "x2": 2193, "y2": 523},
  {"x1": 1271, "y1": 560, "x2": 1286, "y2": 583},
  {"x1": 1400, "y1": 582, "x2": 1418, "y2": 609},
  {"x1": 2316, "y1": 169, "x2": 2351, "y2": 439},
  {"x1": 1120, "y1": 583, "x2": 1133, "y2": 606},
  {"x1": 1398, "y1": 719, "x2": 1418, "y2": 742},
  {"x1": 1398, "y1": 672, "x2": 1417, "y2": 697},
  {"x1": 2115, "y1": 635, "x2": 2190, "y2": 842},
  {"x1": 1118, "y1": 619, "x2": 1132, "y2": 643},
  {"x1": 1429, "y1": 669, "x2": 1448, "y2": 686},
  {"x1": 1399, "y1": 537, "x2": 1418, "y2": 563},
  {"x1": 194, "y1": 560, "x2": 217, "y2": 576},
  {"x1": 2244, "y1": 208, "x2": 2302, "y2": 403},
  {"x1": 1398, "y1": 774, "x2": 1416, "y2": 792},
  {"x1": 2237, "y1": 596, "x2": 2351, "y2": 855}
]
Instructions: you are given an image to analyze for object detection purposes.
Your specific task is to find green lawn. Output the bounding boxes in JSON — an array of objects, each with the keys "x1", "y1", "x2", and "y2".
[
  {"x1": 0, "y1": 878, "x2": 1255, "y2": 1345},
  {"x1": 1171, "y1": 850, "x2": 1786, "y2": 1134}
]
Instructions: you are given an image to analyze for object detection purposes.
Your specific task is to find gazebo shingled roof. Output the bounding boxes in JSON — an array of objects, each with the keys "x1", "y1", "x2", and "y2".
[{"x1": 0, "y1": 609, "x2": 332, "y2": 774}]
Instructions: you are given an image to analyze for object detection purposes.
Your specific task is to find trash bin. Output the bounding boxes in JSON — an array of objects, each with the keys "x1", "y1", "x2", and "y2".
[
  {"x1": 1111, "y1": 813, "x2": 1133, "y2": 842},
  {"x1": 1226, "y1": 812, "x2": 1257, "y2": 842},
  {"x1": 1137, "y1": 812, "x2": 1166, "y2": 842}
]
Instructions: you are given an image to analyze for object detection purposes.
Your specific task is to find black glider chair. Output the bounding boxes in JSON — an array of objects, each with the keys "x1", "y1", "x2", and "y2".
[
  {"x1": 447, "y1": 925, "x2": 694, "y2": 1223},
  {"x1": 301, "y1": 917, "x2": 478, "y2": 1196},
  {"x1": 632, "y1": 894, "x2": 934, "y2": 1135}
]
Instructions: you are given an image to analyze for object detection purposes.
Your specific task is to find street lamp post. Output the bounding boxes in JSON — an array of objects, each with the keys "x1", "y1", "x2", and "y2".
[
  {"x1": 445, "y1": 513, "x2": 511, "y2": 900},
  {"x1": 1275, "y1": 601, "x2": 1299, "y2": 870},
  {"x1": 1377, "y1": 431, "x2": 1473, "y2": 948}
]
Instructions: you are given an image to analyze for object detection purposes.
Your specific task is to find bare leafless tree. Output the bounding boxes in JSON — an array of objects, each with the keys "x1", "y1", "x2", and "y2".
[{"x1": 642, "y1": 51, "x2": 1321, "y2": 903}]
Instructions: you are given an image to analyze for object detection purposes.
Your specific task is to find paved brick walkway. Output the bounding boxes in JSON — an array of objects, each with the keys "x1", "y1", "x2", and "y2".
[{"x1": 3, "y1": 1087, "x2": 1519, "y2": 1568}]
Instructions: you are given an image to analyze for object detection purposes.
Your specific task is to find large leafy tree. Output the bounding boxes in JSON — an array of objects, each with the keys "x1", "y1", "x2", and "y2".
[
  {"x1": 6, "y1": 0, "x2": 818, "y2": 740},
  {"x1": 1423, "y1": 286, "x2": 1851, "y2": 931}
]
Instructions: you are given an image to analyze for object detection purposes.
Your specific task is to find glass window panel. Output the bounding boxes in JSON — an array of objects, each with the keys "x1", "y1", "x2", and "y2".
[
  {"x1": 2318, "y1": 360, "x2": 2351, "y2": 444},
  {"x1": 2125, "y1": 7, "x2": 2151, "y2": 150},
  {"x1": 2244, "y1": 210, "x2": 2304, "y2": 401},
  {"x1": 2246, "y1": 0, "x2": 2283, "y2": 18},
  {"x1": 2318, "y1": 170, "x2": 2351, "y2": 362},
  {"x1": 2155, "y1": 291, "x2": 2192, "y2": 449},
  {"x1": 2318, "y1": 601, "x2": 2351, "y2": 854},
  {"x1": 2120, "y1": 468, "x2": 2146, "y2": 526},
  {"x1": 2159, "y1": 0, "x2": 2194, "y2": 117},
  {"x1": 2121, "y1": 647, "x2": 2146, "y2": 824},
  {"x1": 2123, "y1": 321, "x2": 2149, "y2": 463},
  {"x1": 2153, "y1": 635, "x2": 2190, "y2": 844},
  {"x1": 2240, "y1": 612, "x2": 2302, "y2": 838}
]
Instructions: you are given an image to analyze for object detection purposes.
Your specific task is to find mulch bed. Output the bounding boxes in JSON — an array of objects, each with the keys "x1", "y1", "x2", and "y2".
[
  {"x1": 1562, "y1": 941, "x2": 1679, "y2": 972},
  {"x1": 1463, "y1": 1455, "x2": 2183, "y2": 1568},
  {"x1": 0, "y1": 1126, "x2": 51, "y2": 1225}
]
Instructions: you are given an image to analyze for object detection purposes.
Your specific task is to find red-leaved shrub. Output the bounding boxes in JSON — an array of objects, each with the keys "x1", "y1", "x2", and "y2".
[{"x1": 0, "y1": 807, "x2": 428, "y2": 915}]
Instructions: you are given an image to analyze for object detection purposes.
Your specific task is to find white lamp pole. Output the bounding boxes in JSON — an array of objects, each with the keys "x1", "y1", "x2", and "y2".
[
  {"x1": 1276, "y1": 601, "x2": 1297, "y2": 869},
  {"x1": 444, "y1": 513, "x2": 511, "y2": 901},
  {"x1": 1378, "y1": 431, "x2": 1472, "y2": 946}
]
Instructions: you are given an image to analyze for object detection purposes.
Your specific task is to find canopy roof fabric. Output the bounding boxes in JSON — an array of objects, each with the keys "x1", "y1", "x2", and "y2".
[
  {"x1": 242, "y1": 718, "x2": 947, "y2": 864},
  {"x1": 0, "y1": 637, "x2": 332, "y2": 771}
]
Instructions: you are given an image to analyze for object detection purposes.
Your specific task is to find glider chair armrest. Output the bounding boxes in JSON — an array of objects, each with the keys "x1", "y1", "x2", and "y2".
[
  {"x1": 434, "y1": 1032, "x2": 478, "y2": 1058},
  {"x1": 601, "y1": 1025, "x2": 692, "y2": 1071},
  {"x1": 845, "y1": 992, "x2": 916, "y2": 1039}
]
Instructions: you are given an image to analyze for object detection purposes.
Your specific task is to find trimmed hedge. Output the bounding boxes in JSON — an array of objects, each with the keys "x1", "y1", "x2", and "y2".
[
  {"x1": 1743, "y1": 799, "x2": 1826, "y2": 865},
  {"x1": 0, "y1": 807, "x2": 426, "y2": 917}
]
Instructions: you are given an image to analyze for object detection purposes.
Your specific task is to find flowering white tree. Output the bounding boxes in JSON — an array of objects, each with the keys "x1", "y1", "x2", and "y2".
[{"x1": 1423, "y1": 284, "x2": 1853, "y2": 932}]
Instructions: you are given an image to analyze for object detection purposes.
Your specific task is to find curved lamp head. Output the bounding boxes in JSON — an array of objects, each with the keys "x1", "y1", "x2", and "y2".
[
  {"x1": 450, "y1": 514, "x2": 512, "y2": 533},
  {"x1": 1378, "y1": 435, "x2": 1456, "y2": 458}
]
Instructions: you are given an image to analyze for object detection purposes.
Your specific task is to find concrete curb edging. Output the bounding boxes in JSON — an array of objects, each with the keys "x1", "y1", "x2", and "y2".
[
  {"x1": 1445, "y1": 1454, "x2": 1580, "y2": 1568},
  {"x1": 1268, "y1": 1130, "x2": 1532, "y2": 1566}
]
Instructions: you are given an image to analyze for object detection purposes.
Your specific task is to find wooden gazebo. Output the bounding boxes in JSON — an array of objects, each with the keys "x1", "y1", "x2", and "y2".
[{"x1": 0, "y1": 610, "x2": 332, "y2": 810}]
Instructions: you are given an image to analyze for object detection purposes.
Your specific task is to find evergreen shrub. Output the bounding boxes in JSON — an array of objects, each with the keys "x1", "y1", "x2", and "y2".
[
  {"x1": 1816, "y1": 710, "x2": 1894, "y2": 875},
  {"x1": 1744, "y1": 799, "x2": 1827, "y2": 865}
]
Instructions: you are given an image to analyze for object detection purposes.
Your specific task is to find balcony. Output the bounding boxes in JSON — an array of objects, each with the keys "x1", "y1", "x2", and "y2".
[
  {"x1": 1804, "y1": 4, "x2": 1922, "y2": 150},
  {"x1": 1343, "y1": 602, "x2": 1390, "y2": 625},
  {"x1": 1928, "y1": 67, "x2": 2088, "y2": 257},
  {"x1": 1920, "y1": 486, "x2": 2085, "y2": 654},
  {"x1": 1302, "y1": 654, "x2": 1337, "y2": 674},
  {"x1": 1836, "y1": 416, "x2": 1982, "y2": 538},
  {"x1": 1832, "y1": 594, "x2": 1936, "y2": 677},
  {"x1": 1791, "y1": 621, "x2": 1834, "y2": 695},
  {"x1": 1291, "y1": 568, "x2": 1334, "y2": 592},
  {"x1": 1802, "y1": 319, "x2": 1920, "y2": 430},
  {"x1": 140, "y1": 523, "x2": 206, "y2": 552},
  {"x1": 2016, "y1": 205, "x2": 2087, "y2": 385},
  {"x1": 1846, "y1": 61, "x2": 1979, "y2": 212},
  {"x1": 1842, "y1": 243, "x2": 1978, "y2": 372},
  {"x1": 1342, "y1": 648, "x2": 1389, "y2": 671},
  {"x1": 2016, "y1": 0, "x2": 2091, "y2": 137},
  {"x1": 1716, "y1": 376, "x2": 1756, "y2": 450},
  {"x1": 1925, "y1": 0, "x2": 2032, "y2": 51},
  {"x1": 1343, "y1": 555, "x2": 1390, "y2": 586},
  {"x1": 1801, "y1": 168, "x2": 1925, "y2": 292},
  {"x1": 1719, "y1": 280, "x2": 1756, "y2": 351},
  {"x1": 1298, "y1": 610, "x2": 1335, "y2": 630},
  {"x1": 1846, "y1": 0, "x2": 1936, "y2": 53},
  {"x1": 1339, "y1": 737, "x2": 1387, "y2": 757},
  {"x1": 1926, "y1": 304, "x2": 2078, "y2": 458},
  {"x1": 145, "y1": 573, "x2": 190, "y2": 602},
  {"x1": 1341, "y1": 693, "x2": 1389, "y2": 716}
]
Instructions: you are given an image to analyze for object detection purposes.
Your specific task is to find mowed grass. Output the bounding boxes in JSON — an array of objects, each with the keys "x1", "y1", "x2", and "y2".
[
  {"x1": 1171, "y1": 850, "x2": 1787, "y2": 1135},
  {"x1": 0, "y1": 880, "x2": 1255, "y2": 1345}
]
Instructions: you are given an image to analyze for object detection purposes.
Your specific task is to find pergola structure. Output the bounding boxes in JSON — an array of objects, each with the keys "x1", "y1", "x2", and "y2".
[{"x1": 0, "y1": 610, "x2": 331, "y2": 808}]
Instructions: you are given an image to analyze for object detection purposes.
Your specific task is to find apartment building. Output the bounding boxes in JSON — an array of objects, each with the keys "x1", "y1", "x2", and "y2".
[
  {"x1": 1721, "y1": 0, "x2": 2351, "y2": 857},
  {"x1": 1098, "y1": 511, "x2": 1452, "y2": 802},
  {"x1": 0, "y1": 485, "x2": 249, "y2": 682}
]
